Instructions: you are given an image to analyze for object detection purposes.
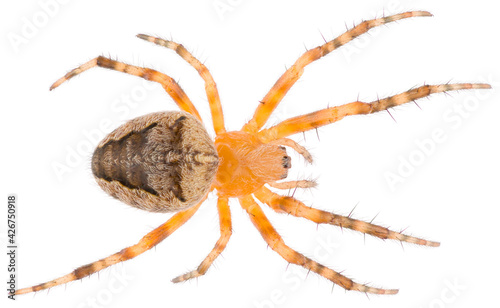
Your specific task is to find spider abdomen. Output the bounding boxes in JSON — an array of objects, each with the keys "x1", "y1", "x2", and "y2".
[{"x1": 92, "y1": 111, "x2": 219, "y2": 213}]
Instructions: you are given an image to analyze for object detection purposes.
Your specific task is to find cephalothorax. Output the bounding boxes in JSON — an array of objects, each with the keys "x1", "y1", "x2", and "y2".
[{"x1": 16, "y1": 11, "x2": 490, "y2": 296}]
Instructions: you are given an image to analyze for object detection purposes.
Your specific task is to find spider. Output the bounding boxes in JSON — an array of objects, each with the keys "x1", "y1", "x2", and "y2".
[{"x1": 16, "y1": 10, "x2": 490, "y2": 296}]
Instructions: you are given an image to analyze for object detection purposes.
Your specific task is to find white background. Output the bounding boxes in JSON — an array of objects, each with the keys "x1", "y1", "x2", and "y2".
[{"x1": 2, "y1": 1, "x2": 499, "y2": 308}]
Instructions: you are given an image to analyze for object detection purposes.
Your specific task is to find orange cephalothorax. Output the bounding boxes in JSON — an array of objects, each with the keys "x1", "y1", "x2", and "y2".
[{"x1": 213, "y1": 131, "x2": 290, "y2": 197}]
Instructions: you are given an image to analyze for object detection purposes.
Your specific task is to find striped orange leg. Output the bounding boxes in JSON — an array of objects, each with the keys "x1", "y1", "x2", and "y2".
[
  {"x1": 137, "y1": 34, "x2": 226, "y2": 134},
  {"x1": 50, "y1": 56, "x2": 202, "y2": 121},
  {"x1": 258, "y1": 83, "x2": 491, "y2": 141},
  {"x1": 255, "y1": 186, "x2": 439, "y2": 246},
  {"x1": 242, "y1": 11, "x2": 432, "y2": 133},
  {"x1": 15, "y1": 195, "x2": 206, "y2": 295},
  {"x1": 238, "y1": 194, "x2": 398, "y2": 294},
  {"x1": 172, "y1": 197, "x2": 232, "y2": 282}
]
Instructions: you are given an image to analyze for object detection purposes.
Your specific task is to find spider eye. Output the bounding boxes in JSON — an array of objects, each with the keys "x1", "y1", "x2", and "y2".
[{"x1": 282, "y1": 155, "x2": 291, "y2": 169}]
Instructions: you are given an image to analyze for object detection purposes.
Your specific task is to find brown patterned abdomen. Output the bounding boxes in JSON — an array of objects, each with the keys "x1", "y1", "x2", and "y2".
[{"x1": 92, "y1": 111, "x2": 219, "y2": 213}]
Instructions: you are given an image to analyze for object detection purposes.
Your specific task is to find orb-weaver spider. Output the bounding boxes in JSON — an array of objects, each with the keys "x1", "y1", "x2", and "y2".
[{"x1": 15, "y1": 10, "x2": 490, "y2": 296}]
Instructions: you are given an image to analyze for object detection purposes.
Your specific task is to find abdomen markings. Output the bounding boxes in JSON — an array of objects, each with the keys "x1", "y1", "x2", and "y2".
[
  {"x1": 92, "y1": 122, "x2": 163, "y2": 197},
  {"x1": 91, "y1": 112, "x2": 219, "y2": 212}
]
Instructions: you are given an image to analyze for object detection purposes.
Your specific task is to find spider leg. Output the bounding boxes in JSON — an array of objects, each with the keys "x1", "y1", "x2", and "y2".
[
  {"x1": 15, "y1": 195, "x2": 206, "y2": 295},
  {"x1": 172, "y1": 197, "x2": 232, "y2": 282},
  {"x1": 258, "y1": 83, "x2": 491, "y2": 141},
  {"x1": 137, "y1": 34, "x2": 226, "y2": 134},
  {"x1": 239, "y1": 194, "x2": 397, "y2": 294},
  {"x1": 267, "y1": 138, "x2": 313, "y2": 163},
  {"x1": 242, "y1": 11, "x2": 432, "y2": 133},
  {"x1": 50, "y1": 56, "x2": 202, "y2": 121},
  {"x1": 255, "y1": 186, "x2": 439, "y2": 246},
  {"x1": 268, "y1": 180, "x2": 317, "y2": 190}
]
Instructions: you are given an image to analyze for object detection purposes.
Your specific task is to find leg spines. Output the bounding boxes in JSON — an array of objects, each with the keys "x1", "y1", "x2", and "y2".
[
  {"x1": 137, "y1": 34, "x2": 226, "y2": 134},
  {"x1": 258, "y1": 83, "x2": 491, "y2": 141},
  {"x1": 370, "y1": 83, "x2": 491, "y2": 112},
  {"x1": 239, "y1": 194, "x2": 398, "y2": 294},
  {"x1": 15, "y1": 197, "x2": 204, "y2": 295},
  {"x1": 254, "y1": 186, "x2": 440, "y2": 247},
  {"x1": 171, "y1": 197, "x2": 232, "y2": 282},
  {"x1": 242, "y1": 11, "x2": 432, "y2": 133},
  {"x1": 49, "y1": 57, "x2": 98, "y2": 90},
  {"x1": 49, "y1": 56, "x2": 202, "y2": 121},
  {"x1": 15, "y1": 251, "x2": 122, "y2": 295},
  {"x1": 321, "y1": 11, "x2": 431, "y2": 58}
]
